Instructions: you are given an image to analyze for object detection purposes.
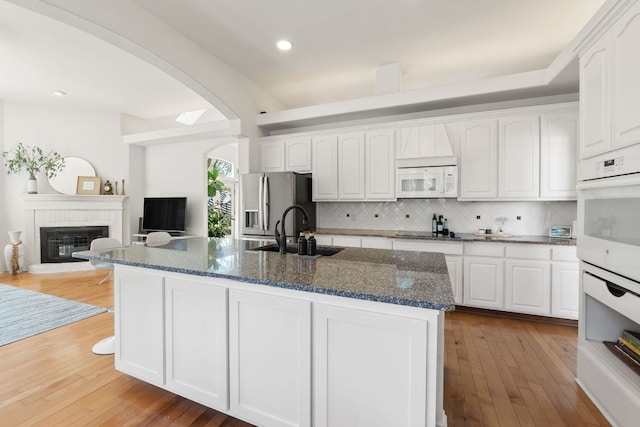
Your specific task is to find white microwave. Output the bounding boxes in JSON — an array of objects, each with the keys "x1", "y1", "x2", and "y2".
[
  {"x1": 396, "y1": 165, "x2": 458, "y2": 198},
  {"x1": 577, "y1": 173, "x2": 640, "y2": 283}
]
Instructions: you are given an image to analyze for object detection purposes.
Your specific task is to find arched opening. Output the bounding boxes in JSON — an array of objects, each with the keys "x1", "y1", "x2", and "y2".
[{"x1": 207, "y1": 143, "x2": 239, "y2": 238}]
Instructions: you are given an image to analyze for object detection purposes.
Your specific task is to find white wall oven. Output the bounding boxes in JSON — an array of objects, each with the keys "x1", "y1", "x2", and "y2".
[{"x1": 577, "y1": 174, "x2": 640, "y2": 283}]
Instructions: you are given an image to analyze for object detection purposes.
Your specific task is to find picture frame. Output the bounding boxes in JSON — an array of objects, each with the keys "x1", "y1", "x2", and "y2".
[{"x1": 76, "y1": 176, "x2": 101, "y2": 195}]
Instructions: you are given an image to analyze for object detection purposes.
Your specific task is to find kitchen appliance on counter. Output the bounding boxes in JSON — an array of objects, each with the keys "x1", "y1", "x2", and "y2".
[
  {"x1": 241, "y1": 172, "x2": 316, "y2": 239},
  {"x1": 396, "y1": 157, "x2": 458, "y2": 198}
]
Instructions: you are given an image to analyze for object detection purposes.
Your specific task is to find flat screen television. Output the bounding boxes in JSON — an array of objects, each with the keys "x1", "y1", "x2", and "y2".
[{"x1": 142, "y1": 197, "x2": 187, "y2": 234}]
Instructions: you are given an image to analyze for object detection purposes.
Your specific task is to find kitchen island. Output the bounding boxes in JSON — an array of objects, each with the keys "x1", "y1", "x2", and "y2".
[{"x1": 75, "y1": 237, "x2": 454, "y2": 427}]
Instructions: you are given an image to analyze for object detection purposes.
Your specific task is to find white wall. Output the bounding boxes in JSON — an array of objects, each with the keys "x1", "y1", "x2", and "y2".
[{"x1": 143, "y1": 136, "x2": 239, "y2": 236}]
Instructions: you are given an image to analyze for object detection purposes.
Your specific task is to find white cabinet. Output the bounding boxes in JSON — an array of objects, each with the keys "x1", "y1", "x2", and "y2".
[
  {"x1": 366, "y1": 129, "x2": 396, "y2": 200},
  {"x1": 312, "y1": 135, "x2": 339, "y2": 200},
  {"x1": 312, "y1": 130, "x2": 395, "y2": 201},
  {"x1": 579, "y1": 36, "x2": 611, "y2": 159},
  {"x1": 498, "y1": 115, "x2": 540, "y2": 198},
  {"x1": 446, "y1": 256, "x2": 463, "y2": 305},
  {"x1": 505, "y1": 259, "x2": 550, "y2": 315},
  {"x1": 540, "y1": 111, "x2": 578, "y2": 199},
  {"x1": 360, "y1": 236, "x2": 393, "y2": 249},
  {"x1": 463, "y1": 256, "x2": 505, "y2": 309},
  {"x1": 397, "y1": 122, "x2": 454, "y2": 159},
  {"x1": 229, "y1": 289, "x2": 311, "y2": 427},
  {"x1": 338, "y1": 133, "x2": 366, "y2": 200},
  {"x1": 115, "y1": 267, "x2": 165, "y2": 386},
  {"x1": 611, "y1": 1, "x2": 640, "y2": 151},
  {"x1": 313, "y1": 302, "x2": 436, "y2": 427},
  {"x1": 165, "y1": 277, "x2": 228, "y2": 409},
  {"x1": 460, "y1": 119, "x2": 498, "y2": 199},
  {"x1": 285, "y1": 137, "x2": 312, "y2": 172},
  {"x1": 332, "y1": 235, "x2": 362, "y2": 248},
  {"x1": 551, "y1": 246, "x2": 579, "y2": 319},
  {"x1": 579, "y1": 1, "x2": 640, "y2": 159},
  {"x1": 260, "y1": 139, "x2": 286, "y2": 172}
]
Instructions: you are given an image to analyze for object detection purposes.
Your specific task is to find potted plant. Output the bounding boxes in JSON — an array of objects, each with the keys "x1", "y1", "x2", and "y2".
[{"x1": 2, "y1": 143, "x2": 65, "y2": 194}]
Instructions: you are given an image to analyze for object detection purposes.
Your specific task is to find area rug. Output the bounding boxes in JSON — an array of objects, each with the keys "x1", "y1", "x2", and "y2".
[{"x1": 0, "y1": 283, "x2": 106, "y2": 346}]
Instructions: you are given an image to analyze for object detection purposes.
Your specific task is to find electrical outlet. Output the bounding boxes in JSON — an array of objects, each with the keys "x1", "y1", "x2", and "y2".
[
  {"x1": 517, "y1": 216, "x2": 521, "y2": 220},
  {"x1": 476, "y1": 215, "x2": 481, "y2": 220},
  {"x1": 374, "y1": 213, "x2": 379, "y2": 218},
  {"x1": 405, "y1": 214, "x2": 410, "y2": 219},
  {"x1": 537, "y1": 216, "x2": 545, "y2": 226}
]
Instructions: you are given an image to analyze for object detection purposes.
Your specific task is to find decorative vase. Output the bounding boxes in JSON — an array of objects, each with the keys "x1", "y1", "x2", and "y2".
[
  {"x1": 4, "y1": 231, "x2": 25, "y2": 274},
  {"x1": 27, "y1": 174, "x2": 37, "y2": 194}
]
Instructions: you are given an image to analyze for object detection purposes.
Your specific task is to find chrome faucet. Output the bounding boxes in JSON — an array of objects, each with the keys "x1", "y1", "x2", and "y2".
[{"x1": 275, "y1": 204, "x2": 310, "y2": 254}]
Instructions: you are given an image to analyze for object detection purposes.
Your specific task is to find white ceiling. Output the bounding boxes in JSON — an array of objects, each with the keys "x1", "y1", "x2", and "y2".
[{"x1": 0, "y1": 0, "x2": 607, "y2": 121}]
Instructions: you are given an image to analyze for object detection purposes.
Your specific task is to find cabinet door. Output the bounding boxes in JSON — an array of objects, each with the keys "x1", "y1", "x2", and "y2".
[
  {"x1": 115, "y1": 268, "x2": 165, "y2": 385},
  {"x1": 540, "y1": 111, "x2": 578, "y2": 199},
  {"x1": 285, "y1": 137, "x2": 312, "y2": 172},
  {"x1": 313, "y1": 303, "x2": 430, "y2": 427},
  {"x1": 260, "y1": 139, "x2": 285, "y2": 172},
  {"x1": 460, "y1": 119, "x2": 498, "y2": 199},
  {"x1": 229, "y1": 289, "x2": 311, "y2": 427},
  {"x1": 463, "y1": 257, "x2": 504, "y2": 309},
  {"x1": 312, "y1": 135, "x2": 338, "y2": 200},
  {"x1": 165, "y1": 277, "x2": 228, "y2": 409},
  {"x1": 446, "y1": 255, "x2": 463, "y2": 305},
  {"x1": 611, "y1": 1, "x2": 640, "y2": 150},
  {"x1": 498, "y1": 115, "x2": 540, "y2": 198},
  {"x1": 338, "y1": 133, "x2": 365, "y2": 200},
  {"x1": 579, "y1": 35, "x2": 611, "y2": 159},
  {"x1": 505, "y1": 259, "x2": 550, "y2": 316},
  {"x1": 551, "y1": 262, "x2": 579, "y2": 319},
  {"x1": 366, "y1": 129, "x2": 396, "y2": 200}
]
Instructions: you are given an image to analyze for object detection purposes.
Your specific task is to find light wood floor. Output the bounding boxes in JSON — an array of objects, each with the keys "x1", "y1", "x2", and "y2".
[{"x1": 0, "y1": 271, "x2": 610, "y2": 426}]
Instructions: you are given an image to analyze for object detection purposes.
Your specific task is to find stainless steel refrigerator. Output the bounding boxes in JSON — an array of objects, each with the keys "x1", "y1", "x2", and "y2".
[{"x1": 241, "y1": 172, "x2": 316, "y2": 239}]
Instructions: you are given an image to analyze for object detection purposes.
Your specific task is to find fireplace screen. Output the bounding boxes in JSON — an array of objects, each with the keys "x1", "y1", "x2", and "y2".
[{"x1": 40, "y1": 226, "x2": 109, "y2": 263}]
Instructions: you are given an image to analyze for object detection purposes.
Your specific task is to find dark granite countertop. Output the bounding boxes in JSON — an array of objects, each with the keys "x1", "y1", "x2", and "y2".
[
  {"x1": 73, "y1": 237, "x2": 455, "y2": 311},
  {"x1": 315, "y1": 228, "x2": 576, "y2": 246}
]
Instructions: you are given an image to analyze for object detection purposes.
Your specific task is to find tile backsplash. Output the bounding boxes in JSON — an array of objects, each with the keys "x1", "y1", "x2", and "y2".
[{"x1": 316, "y1": 199, "x2": 577, "y2": 236}]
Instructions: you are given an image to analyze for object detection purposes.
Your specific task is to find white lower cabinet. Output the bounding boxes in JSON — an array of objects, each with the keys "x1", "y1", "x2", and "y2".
[
  {"x1": 505, "y1": 259, "x2": 551, "y2": 315},
  {"x1": 165, "y1": 277, "x2": 228, "y2": 409},
  {"x1": 551, "y1": 262, "x2": 579, "y2": 319},
  {"x1": 446, "y1": 256, "x2": 463, "y2": 305},
  {"x1": 313, "y1": 302, "x2": 439, "y2": 427},
  {"x1": 463, "y1": 257, "x2": 505, "y2": 309},
  {"x1": 229, "y1": 289, "x2": 311, "y2": 427},
  {"x1": 115, "y1": 267, "x2": 165, "y2": 386}
]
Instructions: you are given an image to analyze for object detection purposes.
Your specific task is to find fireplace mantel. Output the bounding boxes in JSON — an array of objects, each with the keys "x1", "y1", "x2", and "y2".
[{"x1": 23, "y1": 194, "x2": 129, "y2": 270}]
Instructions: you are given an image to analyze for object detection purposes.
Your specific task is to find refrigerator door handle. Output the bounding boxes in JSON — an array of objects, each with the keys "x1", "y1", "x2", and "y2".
[
  {"x1": 258, "y1": 176, "x2": 264, "y2": 230},
  {"x1": 263, "y1": 176, "x2": 270, "y2": 230}
]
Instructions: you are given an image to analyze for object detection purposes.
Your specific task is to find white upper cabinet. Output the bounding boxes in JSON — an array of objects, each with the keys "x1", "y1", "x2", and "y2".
[
  {"x1": 366, "y1": 129, "x2": 396, "y2": 200},
  {"x1": 259, "y1": 139, "x2": 286, "y2": 172},
  {"x1": 611, "y1": 1, "x2": 640, "y2": 150},
  {"x1": 338, "y1": 133, "x2": 366, "y2": 200},
  {"x1": 540, "y1": 110, "x2": 578, "y2": 199},
  {"x1": 312, "y1": 135, "x2": 339, "y2": 200},
  {"x1": 580, "y1": 35, "x2": 611, "y2": 160},
  {"x1": 498, "y1": 115, "x2": 540, "y2": 199},
  {"x1": 397, "y1": 123, "x2": 454, "y2": 159},
  {"x1": 460, "y1": 119, "x2": 498, "y2": 199},
  {"x1": 579, "y1": 0, "x2": 640, "y2": 160},
  {"x1": 285, "y1": 137, "x2": 312, "y2": 173}
]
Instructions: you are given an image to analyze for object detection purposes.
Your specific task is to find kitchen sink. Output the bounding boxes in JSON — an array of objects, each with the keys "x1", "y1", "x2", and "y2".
[{"x1": 252, "y1": 244, "x2": 344, "y2": 257}]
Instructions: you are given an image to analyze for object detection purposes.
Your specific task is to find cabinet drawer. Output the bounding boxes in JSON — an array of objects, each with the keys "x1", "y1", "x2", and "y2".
[
  {"x1": 332, "y1": 236, "x2": 362, "y2": 248},
  {"x1": 583, "y1": 272, "x2": 640, "y2": 325},
  {"x1": 360, "y1": 236, "x2": 393, "y2": 249},
  {"x1": 505, "y1": 245, "x2": 551, "y2": 260},
  {"x1": 393, "y1": 239, "x2": 463, "y2": 255},
  {"x1": 464, "y1": 243, "x2": 504, "y2": 257},
  {"x1": 552, "y1": 246, "x2": 577, "y2": 261}
]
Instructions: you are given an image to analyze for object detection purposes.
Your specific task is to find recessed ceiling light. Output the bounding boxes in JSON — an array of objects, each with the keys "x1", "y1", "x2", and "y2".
[
  {"x1": 276, "y1": 40, "x2": 292, "y2": 51},
  {"x1": 52, "y1": 90, "x2": 67, "y2": 97}
]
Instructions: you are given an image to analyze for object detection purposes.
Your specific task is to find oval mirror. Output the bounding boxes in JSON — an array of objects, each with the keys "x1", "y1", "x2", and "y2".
[{"x1": 48, "y1": 157, "x2": 96, "y2": 195}]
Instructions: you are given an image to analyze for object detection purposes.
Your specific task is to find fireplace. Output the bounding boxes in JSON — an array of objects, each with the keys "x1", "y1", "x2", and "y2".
[{"x1": 40, "y1": 226, "x2": 109, "y2": 263}]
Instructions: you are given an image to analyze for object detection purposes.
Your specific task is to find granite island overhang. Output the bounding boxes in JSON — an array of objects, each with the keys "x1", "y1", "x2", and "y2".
[
  {"x1": 74, "y1": 237, "x2": 453, "y2": 427},
  {"x1": 74, "y1": 237, "x2": 455, "y2": 311}
]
